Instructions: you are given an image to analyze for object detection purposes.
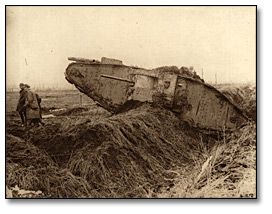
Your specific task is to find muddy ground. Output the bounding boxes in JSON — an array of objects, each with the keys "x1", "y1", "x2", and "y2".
[{"x1": 6, "y1": 88, "x2": 256, "y2": 198}]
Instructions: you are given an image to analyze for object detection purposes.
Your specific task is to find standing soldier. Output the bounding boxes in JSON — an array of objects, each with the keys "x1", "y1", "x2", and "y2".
[
  {"x1": 16, "y1": 83, "x2": 27, "y2": 126},
  {"x1": 24, "y1": 84, "x2": 41, "y2": 127}
]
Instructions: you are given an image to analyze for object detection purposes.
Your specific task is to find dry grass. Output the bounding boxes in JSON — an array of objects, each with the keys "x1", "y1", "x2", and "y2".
[
  {"x1": 158, "y1": 122, "x2": 256, "y2": 198},
  {"x1": 7, "y1": 105, "x2": 214, "y2": 198},
  {"x1": 6, "y1": 83, "x2": 256, "y2": 198},
  {"x1": 64, "y1": 105, "x2": 210, "y2": 198},
  {"x1": 6, "y1": 133, "x2": 101, "y2": 198}
]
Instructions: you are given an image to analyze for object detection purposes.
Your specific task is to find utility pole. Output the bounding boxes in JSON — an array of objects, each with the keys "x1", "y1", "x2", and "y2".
[
  {"x1": 201, "y1": 68, "x2": 203, "y2": 79},
  {"x1": 215, "y1": 73, "x2": 217, "y2": 84}
]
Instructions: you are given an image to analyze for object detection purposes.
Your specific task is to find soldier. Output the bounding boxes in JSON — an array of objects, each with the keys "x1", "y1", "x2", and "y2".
[
  {"x1": 16, "y1": 83, "x2": 27, "y2": 126},
  {"x1": 24, "y1": 84, "x2": 42, "y2": 127}
]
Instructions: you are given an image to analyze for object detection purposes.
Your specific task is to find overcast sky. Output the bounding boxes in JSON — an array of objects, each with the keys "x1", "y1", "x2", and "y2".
[{"x1": 6, "y1": 6, "x2": 256, "y2": 88}]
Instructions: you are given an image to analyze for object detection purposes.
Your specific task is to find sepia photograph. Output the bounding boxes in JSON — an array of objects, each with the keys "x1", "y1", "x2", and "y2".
[{"x1": 5, "y1": 5, "x2": 256, "y2": 199}]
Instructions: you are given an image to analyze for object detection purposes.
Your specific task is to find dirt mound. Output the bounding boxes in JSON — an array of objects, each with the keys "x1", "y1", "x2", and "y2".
[
  {"x1": 6, "y1": 134, "x2": 54, "y2": 168},
  {"x1": 9, "y1": 104, "x2": 215, "y2": 198},
  {"x1": 67, "y1": 106, "x2": 207, "y2": 197},
  {"x1": 6, "y1": 101, "x2": 255, "y2": 198},
  {"x1": 6, "y1": 133, "x2": 101, "y2": 198}
]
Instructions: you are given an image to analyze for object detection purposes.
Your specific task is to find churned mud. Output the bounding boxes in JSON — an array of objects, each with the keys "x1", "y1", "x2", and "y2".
[{"x1": 6, "y1": 86, "x2": 256, "y2": 198}]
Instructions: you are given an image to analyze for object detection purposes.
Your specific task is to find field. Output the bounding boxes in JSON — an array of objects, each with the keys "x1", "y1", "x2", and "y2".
[{"x1": 6, "y1": 85, "x2": 256, "y2": 198}]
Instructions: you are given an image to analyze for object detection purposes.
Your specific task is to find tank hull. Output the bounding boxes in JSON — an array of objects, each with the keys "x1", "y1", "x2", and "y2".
[{"x1": 65, "y1": 58, "x2": 248, "y2": 132}]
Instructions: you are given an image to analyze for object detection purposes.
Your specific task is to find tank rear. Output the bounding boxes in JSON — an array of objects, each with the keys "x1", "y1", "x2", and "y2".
[{"x1": 172, "y1": 76, "x2": 248, "y2": 131}]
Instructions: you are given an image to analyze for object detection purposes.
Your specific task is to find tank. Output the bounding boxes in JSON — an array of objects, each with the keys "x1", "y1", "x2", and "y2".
[{"x1": 65, "y1": 57, "x2": 248, "y2": 132}]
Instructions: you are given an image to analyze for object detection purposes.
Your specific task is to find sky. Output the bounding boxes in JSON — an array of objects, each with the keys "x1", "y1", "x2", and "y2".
[{"x1": 6, "y1": 6, "x2": 256, "y2": 88}]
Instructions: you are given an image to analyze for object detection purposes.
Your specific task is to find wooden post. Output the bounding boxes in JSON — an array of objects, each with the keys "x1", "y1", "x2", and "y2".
[{"x1": 79, "y1": 94, "x2": 83, "y2": 107}]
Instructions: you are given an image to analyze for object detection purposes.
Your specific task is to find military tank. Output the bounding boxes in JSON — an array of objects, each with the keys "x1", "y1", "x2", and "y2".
[{"x1": 65, "y1": 57, "x2": 248, "y2": 132}]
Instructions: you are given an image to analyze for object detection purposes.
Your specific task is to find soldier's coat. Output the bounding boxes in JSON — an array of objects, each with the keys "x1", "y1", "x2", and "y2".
[
  {"x1": 16, "y1": 88, "x2": 27, "y2": 112},
  {"x1": 25, "y1": 89, "x2": 41, "y2": 119}
]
